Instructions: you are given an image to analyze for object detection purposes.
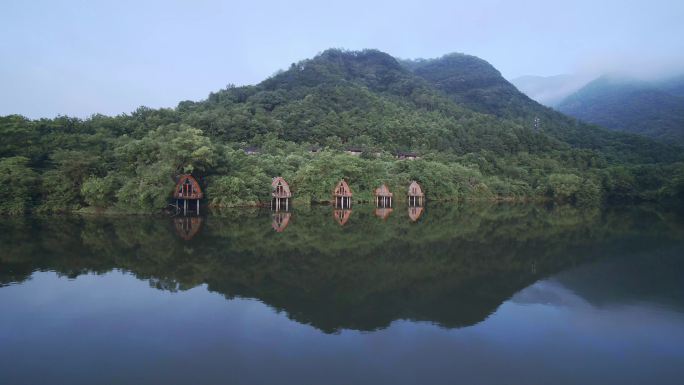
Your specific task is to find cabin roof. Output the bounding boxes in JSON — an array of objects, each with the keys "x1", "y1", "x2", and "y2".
[
  {"x1": 173, "y1": 174, "x2": 203, "y2": 199},
  {"x1": 271, "y1": 176, "x2": 289, "y2": 187},
  {"x1": 374, "y1": 183, "x2": 393, "y2": 197},
  {"x1": 272, "y1": 176, "x2": 292, "y2": 197},
  {"x1": 333, "y1": 179, "x2": 353, "y2": 197},
  {"x1": 408, "y1": 181, "x2": 424, "y2": 196}
]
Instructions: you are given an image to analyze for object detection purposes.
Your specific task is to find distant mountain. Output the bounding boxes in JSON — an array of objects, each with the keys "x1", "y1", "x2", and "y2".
[
  {"x1": 398, "y1": 53, "x2": 678, "y2": 162},
  {"x1": 510, "y1": 74, "x2": 592, "y2": 107},
  {"x1": 556, "y1": 75, "x2": 684, "y2": 144}
]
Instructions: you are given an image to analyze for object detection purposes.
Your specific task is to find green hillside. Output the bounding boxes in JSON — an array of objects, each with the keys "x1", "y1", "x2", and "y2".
[{"x1": 1, "y1": 49, "x2": 683, "y2": 214}]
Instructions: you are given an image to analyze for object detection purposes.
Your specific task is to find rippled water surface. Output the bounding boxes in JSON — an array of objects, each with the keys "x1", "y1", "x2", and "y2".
[{"x1": 1, "y1": 204, "x2": 683, "y2": 384}]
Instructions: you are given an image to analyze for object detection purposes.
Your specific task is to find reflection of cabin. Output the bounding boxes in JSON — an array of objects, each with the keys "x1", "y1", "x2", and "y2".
[
  {"x1": 374, "y1": 184, "x2": 393, "y2": 207},
  {"x1": 374, "y1": 207, "x2": 393, "y2": 220},
  {"x1": 174, "y1": 217, "x2": 203, "y2": 240},
  {"x1": 333, "y1": 180, "x2": 352, "y2": 208},
  {"x1": 173, "y1": 174, "x2": 203, "y2": 214},
  {"x1": 408, "y1": 181, "x2": 425, "y2": 206},
  {"x1": 408, "y1": 206, "x2": 424, "y2": 222},
  {"x1": 396, "y1": 151, "x2": 419, "y2": 160},
  {"x1": 272, "y1": 212, "x2": 291, "y2": 232},
  {"x1": 333, "y1": 209, "x2": 352, "y2": 226},
  {"x1": 271, "y1": 176, "x2": 292, "y2": 211}
]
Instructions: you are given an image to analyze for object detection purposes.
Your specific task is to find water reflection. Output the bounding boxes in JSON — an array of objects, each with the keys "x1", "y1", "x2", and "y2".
[
  {"x1": 374, "y1": 207, "x2": 393, "y2": 220},
  {"x1": 173, "y1": 216, "x2": 203, "y2": 240},
  {"x1": 2, "y1": 204, "x2": 684, "y2": 385},
  {"x1": 272, "y1": 211, "x2": 292, "y2": 232},
  {"x1": 333, "y1": 208, "x2": 352, "y2": 226},
  {"x1": 408, "y1": 205, "x2": 424, "y2": 221},
  {"x1": 1, "y1": 204, "x2": 683, "y2": 333}
]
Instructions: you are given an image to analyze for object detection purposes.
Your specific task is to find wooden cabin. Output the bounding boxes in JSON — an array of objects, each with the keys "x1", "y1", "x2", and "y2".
[
  {"x1": 333, "y1": 179, "x2": 352, "y2": 208},
  {"x1": 396, "y1": 151, "x2": 419, "y2": 160},
  {"x1": 408, "y1": 206, "x2": 424, "y2": 222},
  {"x1": 333, "y1": 209, "x2": 352, "y2": 226},
  {"x1": 408, "y1": 181, "x2": 425, "y2": 206},
  {"x1": 374, "y1": 184, "x2": 393, "y2": 207},
  {"x1": 271, "y1": 176, "x2": 292, "y2": 211},
  {"x1": 243, "y1": 146, "x2": 261, "y2": 155},
  {"x1": 374, "y1": 207, "x2": 393, "y2": 220},
  {"x1": 174, "y1": 217, "x2": 203, "y2": 240},
  {"x1": 344, "y1": 147, "x2": 363, "y2": 157},
  {"x1": 272, "y1": 212, "x2": 291, "y2": 232},
  {"x1": 173, "y1": 174, "x2": 203, "y2": 214}
]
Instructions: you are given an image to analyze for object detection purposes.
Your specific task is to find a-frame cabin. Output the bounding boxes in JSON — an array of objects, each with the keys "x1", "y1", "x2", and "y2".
[
  {"x1": 333, "y1": 179, "x2": 352, "y2": 208},
  {"x1": 173, "y1": 174, "x2": 203, "y2": 214}
]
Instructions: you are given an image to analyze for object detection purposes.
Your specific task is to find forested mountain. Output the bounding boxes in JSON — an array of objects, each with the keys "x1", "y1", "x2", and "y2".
[
  {"x1": 557, "y1": 76, "x2": 684, "y2": 144},
  {"x1": 1, "y1": 48, "x2": 683, "y2": 214}
]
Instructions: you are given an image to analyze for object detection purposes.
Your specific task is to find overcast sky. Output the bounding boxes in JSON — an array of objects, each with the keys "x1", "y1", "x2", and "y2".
[{"x1": 2, "y1": 0, "x2": 683, "y2": 118}]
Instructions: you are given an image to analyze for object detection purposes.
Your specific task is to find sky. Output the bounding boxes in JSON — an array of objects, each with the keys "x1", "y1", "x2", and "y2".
[{"x1": 1, "y1": 0, "x2": 683, "y2": 118}]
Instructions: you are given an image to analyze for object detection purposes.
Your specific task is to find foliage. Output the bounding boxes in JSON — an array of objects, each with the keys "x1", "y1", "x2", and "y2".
[
  {"x1": 0, "y1": 157, "x2": 37, "y2": 214},
  {"x1": 0, "y1": 48, "x2": 683, "y2": 213}
]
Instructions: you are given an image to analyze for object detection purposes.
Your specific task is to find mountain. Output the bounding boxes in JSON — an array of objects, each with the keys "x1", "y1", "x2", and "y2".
[
  {"x1": 653, "y1": 74, "x2": 684, "y2": 98},
  {"x1": 2, "y1": 48, "x2": 684, "y2": 214},
  {"x1": 510, "y1": 74, "x2": 592, "y2": 107},
  {"x1": 556, "y1": 75, "x2": 684, "y2": 144},
  {"x1": 398, "y1": 53, "x2": 679, "y2": 162}
]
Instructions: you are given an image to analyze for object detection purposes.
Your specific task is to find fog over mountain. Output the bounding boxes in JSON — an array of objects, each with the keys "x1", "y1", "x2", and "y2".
[
  {"x1": 510, "y1": 74, "x2": 594, "y2": 107},
  {"x1": 512, "y1": 71, "x2": 684, "y2": 144}
]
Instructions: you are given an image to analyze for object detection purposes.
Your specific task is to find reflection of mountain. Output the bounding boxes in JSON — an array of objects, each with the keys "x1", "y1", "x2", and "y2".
[
  {"x1": 552, "y1": 244, "x2": 684, "y2": 311},
  {"x1": 1, "y1": 204, "x2": 683, "y2": 332}
]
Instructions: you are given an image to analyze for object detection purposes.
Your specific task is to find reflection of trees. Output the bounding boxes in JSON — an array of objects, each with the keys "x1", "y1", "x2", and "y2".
[{"x1": 1, "y1": 204, "x2": 683, "y2": 332}]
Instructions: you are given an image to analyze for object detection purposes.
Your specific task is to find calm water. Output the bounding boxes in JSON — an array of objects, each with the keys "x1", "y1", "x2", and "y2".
[{"x1": 1, "y1": 204, "x2": 683, "y2": 384}]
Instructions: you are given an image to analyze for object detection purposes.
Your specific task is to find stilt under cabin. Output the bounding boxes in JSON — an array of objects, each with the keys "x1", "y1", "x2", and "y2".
[
  {"x1": 173, "y1": 174, "x2": 203, "y2": 215},
  {"x1": 374, "y1": 183, "x2": 393, "y2": 208}
]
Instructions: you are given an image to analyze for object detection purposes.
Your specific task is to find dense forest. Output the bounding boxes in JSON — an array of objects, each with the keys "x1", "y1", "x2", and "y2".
[{"x1": 1, "y1": 49, "x2": 683, "y2": 214}]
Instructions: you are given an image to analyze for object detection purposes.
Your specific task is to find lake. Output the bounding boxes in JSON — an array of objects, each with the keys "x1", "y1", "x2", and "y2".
[{"x1": 1, "y1": 204, "x2": 683, "y2": 384}]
